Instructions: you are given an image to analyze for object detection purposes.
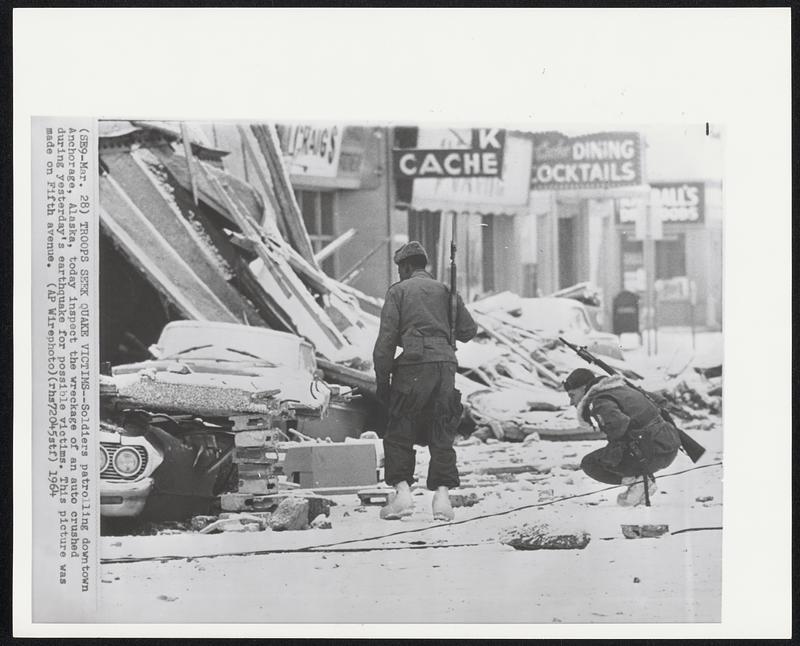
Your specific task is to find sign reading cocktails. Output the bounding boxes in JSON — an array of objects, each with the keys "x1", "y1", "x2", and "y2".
[
  {"x1": 393, "y1": 128, "x2": 506, "y2": 179},
  {"x1": 531, "y1": 131, "x2": 643, "y2": 190}
]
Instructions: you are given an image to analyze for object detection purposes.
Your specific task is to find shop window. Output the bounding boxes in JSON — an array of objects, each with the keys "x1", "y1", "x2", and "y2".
[
  {"x1": 620, "y1": 232, "x2": 645, "y2": 292},
  {"x1": 655, "y1": 234, "x2": 686, "y2": 280},
  {"x1": 295, "y1": 189, "x2": 336, "y2": 276},
  {"x1": 558, "y1": 217, "x2": 577, "y2": 288}
]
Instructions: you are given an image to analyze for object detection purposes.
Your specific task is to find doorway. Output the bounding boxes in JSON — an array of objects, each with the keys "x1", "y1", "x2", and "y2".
[{"x1": 558, "y1": 216, "x2": 577, "y2": 288}]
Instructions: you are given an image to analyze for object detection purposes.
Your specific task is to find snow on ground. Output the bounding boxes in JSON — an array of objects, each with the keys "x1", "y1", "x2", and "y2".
[
  {"x1": 97, "y1": 429, "x2": 722, "y2": 623},
  {"x1": 96, "y1": 328, "x2": 723, "y2": 623}
]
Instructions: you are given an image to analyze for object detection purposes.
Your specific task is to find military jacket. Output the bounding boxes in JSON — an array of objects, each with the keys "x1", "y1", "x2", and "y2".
[
  {"x1": 576, "y1": 375, "x2": 681, "y2": 456},
  {"x1": 373, "y1": 270, "x2": 477, "y2": 387}
]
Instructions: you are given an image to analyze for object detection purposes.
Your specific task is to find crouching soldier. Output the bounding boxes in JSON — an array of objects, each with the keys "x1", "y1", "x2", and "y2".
[
  {"x1": 563, "y1": 368, "x2": 682, "y2": 506},
  {"x1": 373, "y1": 241, "x2": 478, "y2": 521}
]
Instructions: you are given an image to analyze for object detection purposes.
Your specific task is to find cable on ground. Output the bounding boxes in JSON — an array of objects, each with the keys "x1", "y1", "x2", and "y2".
[{"x1": 101, "y1": 460, "x2": 723, "y2": 565}]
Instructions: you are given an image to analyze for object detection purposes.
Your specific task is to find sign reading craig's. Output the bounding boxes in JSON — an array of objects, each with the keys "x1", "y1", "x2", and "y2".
[
  {"x1": 531, "y1": 131, "x2": 643, "y2": 190},
  {"x1": 275, "y1": 123, "x2": 344, "y2": 178},
  {"x1": 393, "y1": 128, "x2": 506, "y2": 179}
]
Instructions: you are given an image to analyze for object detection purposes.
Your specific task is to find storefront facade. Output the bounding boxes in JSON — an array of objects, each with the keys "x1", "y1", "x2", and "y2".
[
  {"x1": 528, "y1": 130, "x2": 722, "y2": 331},
  {"x1": 394, "y1": 127, "x2": 533, "y2": 302}
]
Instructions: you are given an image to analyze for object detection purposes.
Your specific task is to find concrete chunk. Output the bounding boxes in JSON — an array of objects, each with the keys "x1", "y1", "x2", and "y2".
[
  {"x1": 621, "y1": 524, "x2": 670, "y2": 539},
  {"x1": 269, "y1": 497, "x2": 310, "y2": 531},
  {"x1": 500, "y1": 523, "x2": 591, "y2": 550}
]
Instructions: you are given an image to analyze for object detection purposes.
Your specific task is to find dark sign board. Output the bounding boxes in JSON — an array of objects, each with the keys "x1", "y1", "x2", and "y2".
[
  {"x1": 531, "y1": 131, "x2": 643, "y2": 190},
  {"x1": 618, "y1": 182, "x2": 706, "y2": 224},
  {"x1": 393, "y1": 128, "x2": 505, "y2": 179},
  {"x1": 650, "y1": 182, "x2": 705, "y2": 223}
]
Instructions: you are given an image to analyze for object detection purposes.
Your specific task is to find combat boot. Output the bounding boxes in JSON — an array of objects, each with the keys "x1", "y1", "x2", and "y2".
[
  {"x1": 617, "y1": 476, "x2": 657, "y2": 506},
  {"x1": 380, "y1": 481, "x2": 414, "y2": 520}
]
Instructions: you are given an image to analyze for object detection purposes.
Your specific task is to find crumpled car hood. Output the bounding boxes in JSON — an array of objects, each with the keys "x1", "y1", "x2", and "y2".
[{"x1": 112, "y1": 359, "x2": 331, "y2": 418}]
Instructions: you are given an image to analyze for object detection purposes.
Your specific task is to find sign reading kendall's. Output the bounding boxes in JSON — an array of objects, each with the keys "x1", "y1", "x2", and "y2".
[
  {"x1": 531, "y1": 131, "x2": 643, "y2": 190},
  {"x1": 619, "y1": 182, "x2": 706, "y2": 224},
  {"x1": 393, "y1": 128, "x2": 506, "y2": 179}
]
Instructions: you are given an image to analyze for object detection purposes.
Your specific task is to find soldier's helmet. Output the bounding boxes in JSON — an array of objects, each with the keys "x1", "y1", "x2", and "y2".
[{"x1": 393, "y1": 241, "x2": 428, "y2": 265}]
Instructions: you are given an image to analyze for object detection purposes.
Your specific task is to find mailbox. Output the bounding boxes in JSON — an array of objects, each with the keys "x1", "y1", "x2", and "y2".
[{"x1": 612, "y1": 290, "x2": 640, "y2": 335}]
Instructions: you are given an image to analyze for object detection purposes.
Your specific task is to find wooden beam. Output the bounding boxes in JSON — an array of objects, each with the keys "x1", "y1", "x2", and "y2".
[{"x1": 313, "y1": 228, "x2": 356, "y2": 264}]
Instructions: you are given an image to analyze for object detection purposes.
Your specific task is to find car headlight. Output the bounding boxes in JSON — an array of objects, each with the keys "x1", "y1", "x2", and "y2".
[
  {"x1": 113, "y1": 447, "x2": 142, "y2": 476},
  {"x1": 99, "y1": 445, "x2": 109, "y2": 472}
]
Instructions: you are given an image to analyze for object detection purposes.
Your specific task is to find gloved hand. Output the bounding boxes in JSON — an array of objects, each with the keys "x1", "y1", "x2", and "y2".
[{"x1": 376, "y1": 381, "x2": 390, "y2": 406}]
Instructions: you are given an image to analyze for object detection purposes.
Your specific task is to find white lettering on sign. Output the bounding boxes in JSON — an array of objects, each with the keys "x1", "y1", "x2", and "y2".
[
  {"x1": 619, "y1": 183, "x2": 705, "y2": 224},
  {"x1": 651, "y1": 183, "x2": 704, "y2": 223},
  {"x1": 532, "y1": 132, "x2": 642, "y2": 189},
  {"x1": 478, "y1": 128, "x2": 502, "y2": 150},
  {"x1": 399, "y1": 153, "x2": 417, "y2": 175},
  {"x1": 394, "y1": 149, "x2": 501, "y2": 179}
]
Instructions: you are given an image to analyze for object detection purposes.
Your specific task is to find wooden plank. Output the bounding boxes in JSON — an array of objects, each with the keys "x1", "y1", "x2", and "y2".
[
  {"x1": 245, "y1": 124, "x2": 318, "y2": 267},
  {"x1": 104, "y1": 149, "x2": 257, "y2": 320},
  {"x1": 232, "y1": 428, "x2": 282, "y2": 445},
  {"x1": 233, "y1": 446, "x2": 280, "y2": 464},
  {"x1": 98, "y1": 175, "x2": 240, "y2": 323},
  {"x1": 179, "y1": 122, "x2": 200, "y2": 205},
  {"x1": 227, "y1": 415, "x2": 278, "y2": 432},
  {"x1": 314, "y1": 228, "x2": 356, "y2": 263},
  {"x1": 197, "y1": 160, "x2": 354, "y2": 360}
]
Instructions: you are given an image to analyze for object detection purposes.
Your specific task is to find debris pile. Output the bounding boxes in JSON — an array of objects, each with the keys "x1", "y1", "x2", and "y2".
[{"x1": 97, "y1": 120, "x2": 722, "y2": 532}]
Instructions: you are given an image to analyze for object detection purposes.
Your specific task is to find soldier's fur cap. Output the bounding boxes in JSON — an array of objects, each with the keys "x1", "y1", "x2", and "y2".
[{"x1": 393, "y1": 241, "x2": 428, "y2": 265}]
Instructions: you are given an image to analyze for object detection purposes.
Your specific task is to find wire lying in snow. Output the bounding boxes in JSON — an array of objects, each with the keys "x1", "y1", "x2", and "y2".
[{"x1": 100, "y1": 461, "x2": 723, "y2": 565}]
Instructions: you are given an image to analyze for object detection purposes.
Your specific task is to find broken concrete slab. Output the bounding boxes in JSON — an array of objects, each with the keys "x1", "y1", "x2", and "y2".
[
  {"x1": 199, "y1": 515, "x2": 265, "y2": 534},
  {"x1": 269, "y1": 497, "x2": 310, "y2": 531},
  {"x1": 621, "y1": 524, "x2": 670, "y2": 539},
  {"x1": 500, "y1": 523, "x2": 591, "y2": 550}
]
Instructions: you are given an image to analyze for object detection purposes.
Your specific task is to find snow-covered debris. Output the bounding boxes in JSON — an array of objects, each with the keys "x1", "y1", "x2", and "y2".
[{"x1": 500, "y1": 523, "x2": 591, "y2": 550}]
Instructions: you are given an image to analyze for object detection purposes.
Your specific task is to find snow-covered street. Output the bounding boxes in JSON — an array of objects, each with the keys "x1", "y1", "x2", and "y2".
[{"x1": 96, "y1": 410, "x2": 722, "y2": 623}]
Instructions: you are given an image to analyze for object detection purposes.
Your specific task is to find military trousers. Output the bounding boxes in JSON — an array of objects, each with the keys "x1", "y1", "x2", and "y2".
[
  {"x1": 581, "y1": 441, "x2": 679, "y2": 485},
  {"x1": 383, "y1": 362, "x2": 462, "y2": 490}
]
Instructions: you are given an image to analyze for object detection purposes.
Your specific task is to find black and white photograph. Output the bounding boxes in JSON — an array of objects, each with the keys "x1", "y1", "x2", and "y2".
[
  {"x1": 12, "y1": 7, "x2": 791, "y2": 639},
  {"x1": 89, "y1": 119, "x2": 724, "y2": 624}
]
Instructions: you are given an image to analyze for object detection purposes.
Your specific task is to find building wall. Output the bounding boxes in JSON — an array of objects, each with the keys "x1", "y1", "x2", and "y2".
[{"x1": 336, "y1": 176, "x2": 393, "y2": 297}]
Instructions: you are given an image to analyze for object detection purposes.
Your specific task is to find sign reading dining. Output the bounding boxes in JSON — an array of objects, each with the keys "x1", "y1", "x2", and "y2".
[
  {"x1": 393, "y1": 128, "x2": 506, "y2": 179},
  {"x1": 531, "y1": 131, "x2": 642, "y2": 190}
]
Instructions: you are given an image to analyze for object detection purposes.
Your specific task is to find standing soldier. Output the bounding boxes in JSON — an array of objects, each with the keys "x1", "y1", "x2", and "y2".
[
  {"x1": 373, "y1": 241, "x2": 477, "y2": 521},
  {"x1": 563, "y1": 368, "x2": 682, "y2": 506}
]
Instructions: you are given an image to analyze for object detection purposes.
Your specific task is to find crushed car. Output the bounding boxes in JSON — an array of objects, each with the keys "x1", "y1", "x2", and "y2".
[
  {"x1": 99, "y1": 322, "x2": 355, "y2": 522},
  {"x1": 513, "y1": 297, "x2": 625, "y2": 361}
]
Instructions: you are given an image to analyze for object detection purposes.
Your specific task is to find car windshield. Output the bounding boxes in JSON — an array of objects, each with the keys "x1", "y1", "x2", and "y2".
[{"x1": 157, "y1": 324, "x2": 308, "y2": 370}]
